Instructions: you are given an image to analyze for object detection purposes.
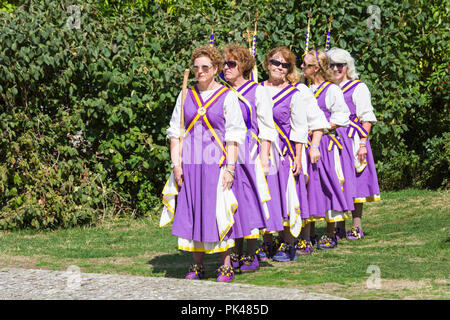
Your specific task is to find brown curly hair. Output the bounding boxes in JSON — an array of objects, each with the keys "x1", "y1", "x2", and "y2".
[
  {"x1": 264, "y1": 46, "x2": 300, "y2": 84},
  {"x1": 305, "y1": 49, "x2": 338, "y2": 84},
  {"x1": 190, "y1": 45, "x2": 224, "y2": 74},
  {"x1": 222, "y1": 45, "x2": 255, "y2": 79}
]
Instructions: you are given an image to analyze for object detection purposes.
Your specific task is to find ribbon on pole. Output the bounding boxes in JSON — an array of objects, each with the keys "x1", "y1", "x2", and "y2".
[
  {"x1": 303, "y1": 8, "x2": 313, "y2": 87},
  {"x1": 210, "y1": 28, "x2": 214, "y2": 47},
  {"x1": 250, "y1": 13, "x2": 259, "y2": 82},
  {"x1": 303, "y1": 8, "x2": 313, "y2": 58},
  {"x1": 325, "y1": 14, "x2": 333, "y2": 52}
]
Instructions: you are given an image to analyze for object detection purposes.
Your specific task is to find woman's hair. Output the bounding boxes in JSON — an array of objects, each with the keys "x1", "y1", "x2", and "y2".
[
  {"x1": 190, "y1": 45, "x2": 224, "y2": 74},
  {"x1": 306, "y1": 49, "x2": 338, "y2": 84},
  {"x1": 326, "y1": 47, "x2": 359, "y2": 80},
  {"x1": 264, "y1": 46, "x2": 301, "y2": 84},
  {"x1": 222, "y1": 45, "x2": 255, "y2": 79}
]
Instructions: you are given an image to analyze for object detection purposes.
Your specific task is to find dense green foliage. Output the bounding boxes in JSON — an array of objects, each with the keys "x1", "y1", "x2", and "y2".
[{"x1": 0, "y1": 0, "x2": 448, "y2": 229}]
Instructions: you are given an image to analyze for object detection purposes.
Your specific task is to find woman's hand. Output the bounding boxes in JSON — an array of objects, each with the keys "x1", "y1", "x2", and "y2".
[
  {"x1": 292, "y1": 155, "x2": 302, "y2": 176},
  {"x1": 222, "y1": 165, "x2": 235, "y2": 191},
  {"x1": 309, "y1": 147, "x2": 321, "y2": 164},
  {"x1": 173, "y1": 166, "x2": 184, "y2": 188},
  {"x1": 260, "y1": 154, "x2": 270, "y2": 176},
  {"x1": 358, "y1": 145, "x2": 368, "y2": 162}
]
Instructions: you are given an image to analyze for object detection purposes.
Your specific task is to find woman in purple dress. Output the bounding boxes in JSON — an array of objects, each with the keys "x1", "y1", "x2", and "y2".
[
  {"x1": 257, "y1": 46, "x2": 325, "y2": 262},
  {"x1": 220, "y1": 45, "x2": 277, "y2": 273},
  {"x1": 301, "y1": 49, "x2": 355, "y2": 250},
  {"x1": 327, "y1": 47, "x2": 381, "y2": 240},
  {"x1": 162, "y1": 45, "x2": 246, "y2": 282}
]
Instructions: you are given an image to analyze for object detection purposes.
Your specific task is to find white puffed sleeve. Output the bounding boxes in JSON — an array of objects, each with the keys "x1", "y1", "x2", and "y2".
[
  {"x1": 296, "y1": 83, "x2": 330, "y2": 131},
  {"x1": 166, "y1": 91, "x2": 182, "y2": 139},
  {"x1": 326, "y1": 84, "x2": 350, "y2": 127},
  {"x1": 289, "y1": 90, "x2": 309, "y2": 144},
  {"x1": 223, "y1": 90, "x2": 246, "y2": 145},
  {"x1": 254, "y1": 85, "x2": 277, "y2": 142},
  {"x1": 353, "y1": 83, "x2": 377, "y2": 123}
]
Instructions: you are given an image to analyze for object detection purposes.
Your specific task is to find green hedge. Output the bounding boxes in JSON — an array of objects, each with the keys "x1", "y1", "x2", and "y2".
[{"x1": 0, "y1": 0, "x2": 448, "y2": 229}]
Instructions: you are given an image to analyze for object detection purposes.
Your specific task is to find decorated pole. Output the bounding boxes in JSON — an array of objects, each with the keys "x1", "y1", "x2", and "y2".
[
  {"x1": 303, "y1": 8, "x2": 313, "y2": 58},
  {"x1": 325, "y1": 14, "x2": 333, "y2": 52},
  {"x1": 179, "y1": 69, "x2": 190, "y2": 165},
  {"x1": 250, "y1": 12, "x2": 259, "y2": 82},
  {"x1": 303, "y1": 8, "x2": 313, "y2": 86},
  {"x1": 210, "y1": 28, "x2": 214, "y2": 48}
]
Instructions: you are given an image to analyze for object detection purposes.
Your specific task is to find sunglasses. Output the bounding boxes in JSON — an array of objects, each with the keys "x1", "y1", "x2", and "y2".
[
  {"x1": 330, "y1": 63, "x2": 347, "y2": 71},
  {"x1": 301, "y1": 61, "x2": 316, "y2": 68},
  {"x1": 269, "y1": 59, "x2": 291, "y2": 69},
  {"x1": 223, "y1": 60, "x2": 237, "y2": 68},
  {"x1": 192, "y1": 65, "x2": 213, "y2": 73}
]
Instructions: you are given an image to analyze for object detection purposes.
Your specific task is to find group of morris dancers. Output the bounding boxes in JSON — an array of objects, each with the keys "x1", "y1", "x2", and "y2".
[{"x1": 161, "y1": 33, "x2": 380, "y2": 283}]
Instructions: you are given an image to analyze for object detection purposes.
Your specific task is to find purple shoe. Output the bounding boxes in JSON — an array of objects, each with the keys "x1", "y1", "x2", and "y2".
[
  {"x1": 295, "y1": 239, "x2": 313, "y2": 255},
  {"x1": 347, "y1": 226, "x2": 364, "y2": 240},
  {"x1": 256, "y1": 241, "x2": 274, "y2": 261},
  {"x1": 317, "y1": 234, "x2": 338, "y2": 250},
  {"x1": 230, "y1": 253, "x2": 241, "y2": 272},
  {"x1": 335, "y1": 227, "x2": 347, "y2": 240},
  {"x1": 216, "y1": 265, "x2": 235, "y2": 282},
  {"x1": 185, "y1": 264, "x2": 205, "y2": 280},
  {"x1": 272, "y1": 243, "x2": 298, "y2": 262},
  {"x1": 239, "y1": 255, "x2": 259, "y2": 273},
  {"x1": 310, "y1": 235, "x2": 318, "y2": 247}
]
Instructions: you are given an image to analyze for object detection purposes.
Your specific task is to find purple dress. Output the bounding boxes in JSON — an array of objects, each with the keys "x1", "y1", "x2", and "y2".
[
  {"x1": 341, "y1": 80, "x2": 380, "y2": 202},
  {"x1": 306, "y1": 82, "x2": 354, "y2": 222},
  {"x1": 171, "y1": 85, "x2": 241, "y2": 248},
  {"x1": 222, "y1": 79, "x2": 270, "y2": 239},
  {"x1": 261, "y1": 82, "x2": 309, "y2": 232}
]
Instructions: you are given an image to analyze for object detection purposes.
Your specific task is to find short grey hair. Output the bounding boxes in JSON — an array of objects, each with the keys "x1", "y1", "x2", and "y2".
[{"x1": 326, "y1": 47, "x2": 359, "y2": 80}]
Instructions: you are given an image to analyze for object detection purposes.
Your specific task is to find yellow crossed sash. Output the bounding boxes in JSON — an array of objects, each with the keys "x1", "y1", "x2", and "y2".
[
  {"x1": 327, "y1": 132, "x2": 343, "y2": 151},
  {"x1": 273, "y1": 85, "x2": 297, "y2": 104},
  {"x1": 219, "y1": 78, "x2": 256, "y2": 132},
  {"x1": 185, "y1": 86, "x2": 229, "y2": 166},
  {"x1": 272, "y1": 85, "x2": 298, "y2": 160},
  {"x1": 274, "y1": 122, "x2": 295, "y2": 161},
  {"x1": 342, "y1": 80, "x2": 361, "y2": 94},
  {"x1": 314, "y1": 81, "x2": 331, "y2": 99},
  {"x1": 348, "y1": 116, "x2": 368, "y2": 138}
]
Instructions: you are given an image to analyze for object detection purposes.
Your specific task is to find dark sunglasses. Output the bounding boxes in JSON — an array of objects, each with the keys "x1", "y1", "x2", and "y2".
[
  {"x1": 330, "y1": 63, "x2": 347, "y2": 71},
  {"x1": 223, "y1": 60, "x2": 237, "y2": 68},
  {"x1": 269, "y1": 59, "x2": 291, "y2": 69}
]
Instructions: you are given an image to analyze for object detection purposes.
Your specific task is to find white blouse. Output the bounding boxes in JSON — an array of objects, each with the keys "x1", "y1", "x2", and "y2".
[
  {"x1": 309, "y1": 83, "x2": 350, "y2": 127},
  {"x1": 295, "y1": 83, "x2": 330, "y2": 132},
  {"x1": 339, "y1": 81, "x2": 377, "y2": 123},
  {"x1": 264, "y1": 85, "x2": 310, "y2": 144},
  {"x1": 254, "y1": 85, "x2": 278, "y2": 142},
  {"x1": 166, "y1": 87, "x2": 246, "y2": 145}
]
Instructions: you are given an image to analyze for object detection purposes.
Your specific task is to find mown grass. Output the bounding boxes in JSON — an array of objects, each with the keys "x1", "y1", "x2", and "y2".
[{"x1": 0, "y1": 189, "x2": 448, "y2": 299}]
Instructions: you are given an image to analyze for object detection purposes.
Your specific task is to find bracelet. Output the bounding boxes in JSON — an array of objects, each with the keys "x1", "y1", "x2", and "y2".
[
  {"x1": 226, "y1": 161, "x2": 236, "y2": 166},
  {"x1": 170, "y1": 163, "x2": 179, "y2": 169},
  {"x1": 359, "y1": 141, "x2": 367, "y2": 147},
  {"x1": 224, "y1": 168, "x2": 235, "y2": 176},
  {"x1": 310, "y1": 144, "x2": 320, "y2": 149}
]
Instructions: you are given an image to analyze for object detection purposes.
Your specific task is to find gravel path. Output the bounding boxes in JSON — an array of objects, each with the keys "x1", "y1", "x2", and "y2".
[{"x1": 0, "y1": 267, "x2": 345, "y2": 300}]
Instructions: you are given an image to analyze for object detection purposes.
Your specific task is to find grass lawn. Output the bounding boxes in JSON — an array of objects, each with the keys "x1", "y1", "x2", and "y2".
[{"x1": 0, "y1": 189, "x2": 448, "y2": 300}]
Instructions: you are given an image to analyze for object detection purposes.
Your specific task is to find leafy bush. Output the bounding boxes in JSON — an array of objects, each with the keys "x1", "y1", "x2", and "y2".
[{"x1": 0, "y1": 0, "x2": 448, "y2": 229}]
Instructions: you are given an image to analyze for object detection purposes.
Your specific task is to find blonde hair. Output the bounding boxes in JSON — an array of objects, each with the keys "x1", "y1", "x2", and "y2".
[
  {"x1": 326, "y1": 47, "x2": 359, "y2": 80},
  {"x1": 264, "y1": 46, "x2": 300, "y2": 84},
  {"x1": 306, "y1": 49, "x2": 338, "y2": 84},
  {"x1": 190, "y1": 45, "x2": 224, "y2": 74},
  {"x1": 222, "y1": 45, "x2": 255, "y2": 79}
]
